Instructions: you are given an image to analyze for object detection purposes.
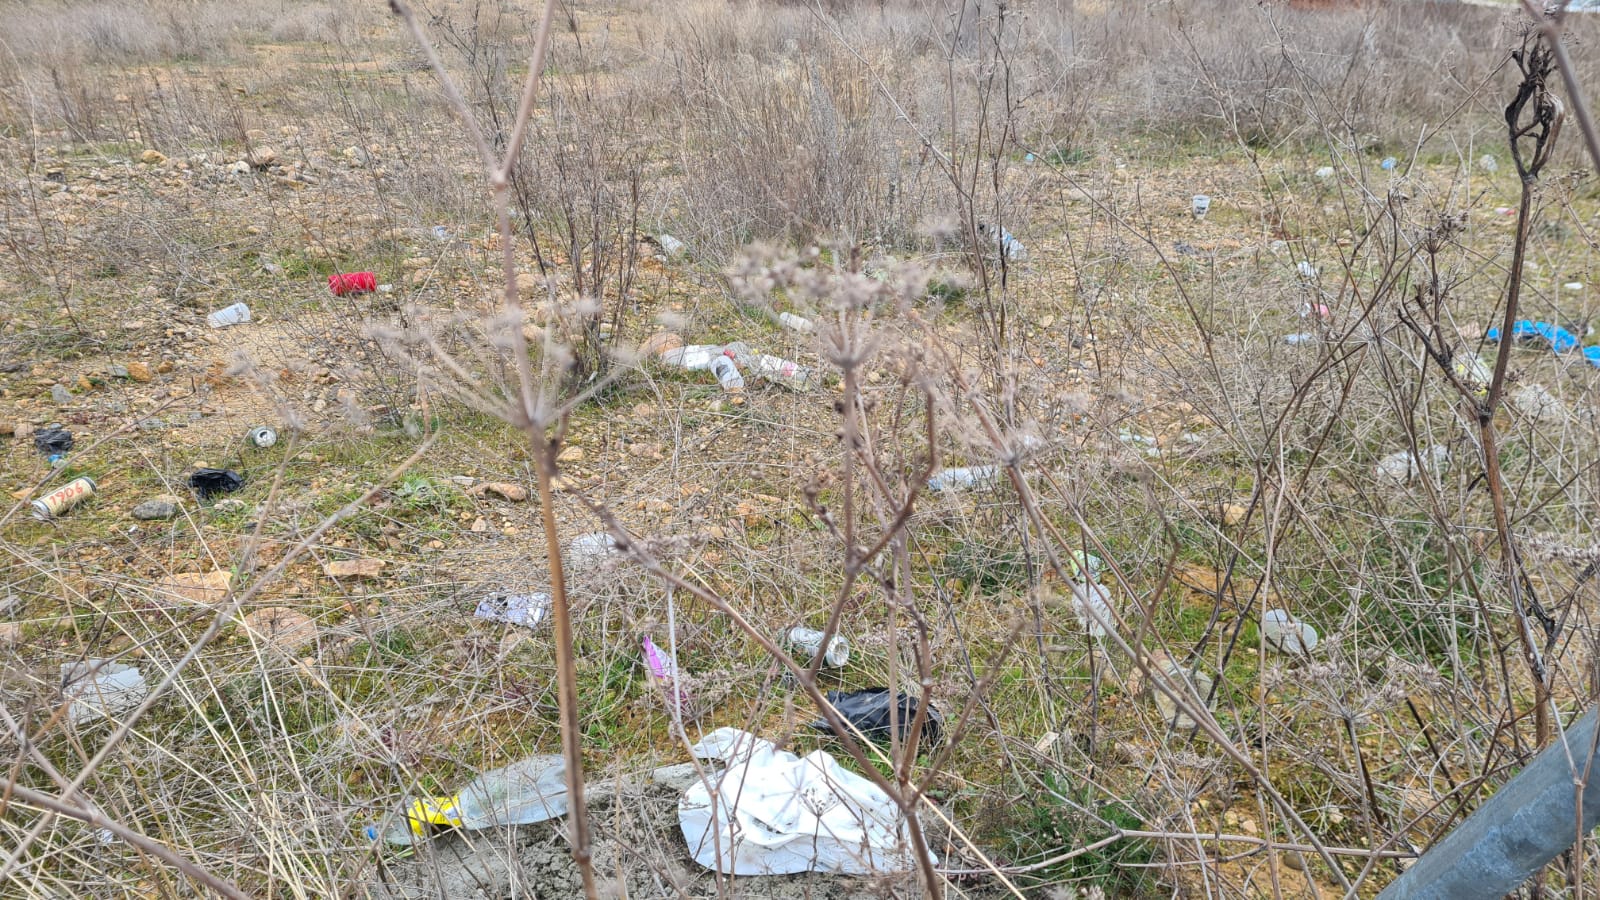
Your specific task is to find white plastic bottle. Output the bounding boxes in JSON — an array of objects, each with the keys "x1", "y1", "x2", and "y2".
[
  {"x1": 658, "y1": 345, "x2": 724, "y2": 370},
  {"x1": 747, "y1": 354, "x2": 815, "y2": 391},
  {"x1": 778, "y1": 312, "x2": 814, "y2": 333}
]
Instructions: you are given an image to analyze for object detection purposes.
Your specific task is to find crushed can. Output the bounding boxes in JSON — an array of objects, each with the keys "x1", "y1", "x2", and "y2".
[
  {"x1": 247, "y1": 426, "x2": 277, "y2": 448},
  {"x1": 32, "y1": 476, "x2": 97, "y2": 520}
]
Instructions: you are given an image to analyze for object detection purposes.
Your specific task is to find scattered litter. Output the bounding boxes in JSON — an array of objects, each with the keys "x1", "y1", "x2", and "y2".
[
  {"x1": 246, "y1": 425, "x2": 277, "y2": 448},
  {"x1": 708, "y1": 355, "x2": 745, "y2": 393},
  {"x1": 61, "y1": 660, "x2": 148, "y2": 725},
  {"x1": 1374, "y1": 445, "x2": 1450, "y2": 485},
  {"x1": 1380, "y1": 156, "x2": 1398, "y2": 171},
  {"x1": 1066, "y1": 550, "x2": 1104, "y2": 583},
  {"x1": 927, "y1": 465, "x2": 999, "y2": 492},
  {"x1": 1494, "y1": 206, "x2": 1516, "y2": 216},
  {"x1": 787, "y1": 626, "x2": 850, "y2": 667},
  {"x1": 642, "y1": 635, "x2": 687, "y2": 710},
  {"x1": 568, "y1": 531, "x2": 620, "y2": 567},
  {"x1": 742, "y1": 353, "x2": 815, "y2": 391},
  {"x1": 431, "y1": 225, "x2": 450, "y2": 240},
  {"x1": 1314, "y1": 166, "x2": 1335, "y2": 178},
  {"x1": 1299, "y1": 302, "x2": 1331, "y2": 320},
  {"x1": 1487, "y1": 319, "x2": 1580, "y2": 352},
  {"x1": 1117, "y1": 429, "x2": 1160, "y2": 458},
  {"x1": 1260, "y1": 609, "x2": 1319, "y2": 655},
  {"x1": 1191, "y1": 194, "x2": 1211, "y2": 219},
  {"x1": 1034, "y1": 731, "x2": 1060, "y2": 753},
  {"x1": 328, "y1": 272, "x2": 377, "y2": 296},
  {"x1": 1151, "y1": 659, "x2": 1213, "y2": 731},
  {"x1": 679, "y1": 727, "x2": 932, "y2": 875},
  {"x1": 810, "y1": 688, "x2": 944, "y2": 747},
  {"x1": 657, "y1": 233, "x2": 686, "y2": 258},
  {"x1": 206, "y1": 302, "x2": 250, "y2": 328},
  {"x1": 1564, "y1": 282, "x2": 1585, "y2": 291},
  {"x1": 32, "y1": 427, "x2": 73, "y2": 455},
  {"x1": 372, "y1": 755, "x2": 568, "y2": 845},
  {"x1": 1585, "y1": 346, "x2": 1600, "y2": 368},
  {"x1": 1296, "y1": 260, "x2": 1317, "y2": 280},
  {"x1": 32, "y1": 476, "x2": 97, "y2": 520},
  {"x1": 1284, "y1": 332, "x2": 1318, "y2": 345},
  {"x1": 1070, "y1": 581, "x2": 1114, "y2": 637},
  {"x1": 1452, "y1": 355, "x2": 1492, "y2": 394},
  {"x1": 1511, "y1": 383, "x2": 1569, "y2": 424},
  {"x1": 1479, "y1": 154, "x2": 1498, "y2": 173},
  {"x1": 978, "y1": 223, "x2": 1027, "y2": 261},
  {"x1": 778, "y1": 312, "x2": 814, "y2": 333},
  {"x1": 474, "y1": 592, "x2": 551, "y2": 629},
  {"x1": 188, "y1": 468, "x2": 243, "y2": 500},
  {"x1": 658, "y1": 345, "x2": 724, "y2": 371}
]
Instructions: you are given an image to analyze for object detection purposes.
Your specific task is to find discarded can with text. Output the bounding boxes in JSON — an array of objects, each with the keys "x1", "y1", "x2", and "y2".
[{"x1": 33, "y1": 476, "x2": 97, "y2": 520}]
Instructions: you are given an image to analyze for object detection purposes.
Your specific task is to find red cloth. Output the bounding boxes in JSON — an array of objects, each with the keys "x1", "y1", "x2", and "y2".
[{"x1": 329, "y1": 272, "x2": 377, "y2": 295}]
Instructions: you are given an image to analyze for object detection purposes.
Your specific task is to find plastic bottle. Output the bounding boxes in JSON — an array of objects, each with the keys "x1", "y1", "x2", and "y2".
[
  {"x1": 746, "y1": 354, "x2": 815, "y2": 391},
  {"x1": 372, "y1": 755, "x2": 569, "y2": 844},
  {"x1": 778, "y1": 312, "x2": 814, "y2": 333},
  {"x1": 927, "y1": 466, "x2": 999, "y2": 492},
  {"x1": 658, "y1": 345, "x2": 724, "y2": 370},
  {"x1": 708, "y1": 355, "x2": 744, "y2": 393},
  {"x1": 787, "y1": 627, "x2": 850, "y2": 667}
]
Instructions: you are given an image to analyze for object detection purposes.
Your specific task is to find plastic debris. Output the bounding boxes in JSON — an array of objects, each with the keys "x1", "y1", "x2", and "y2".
[
  {"x1": 1511, "y1": 383, "x2": 1569, "y2": 424},
  {"x1": 1299, "y1": 302, "x2": 1331, "y2": 320},
  {"x1": 658, "y1": 345, "x2": 725, "y2": 371},
  {"x1": 978, "y1": 223, "x2": 1027, "y2": 261},
  {"x1": 1285, "y1": 332, "x2": 1318, "y2": 345},
  {"x1": 1296, "y1": 260, "x2": 1317, "y2": 280},
  {"x1": 927, "y1": 465, "x2": 999, "y2": 492},
  {"x1": 787, "y1": 626, "x2": 850, "y2": 667},
  {"x1": 188, "y1": 468, "x2": 244, "y2": 500},
  {"x1": 1070, "y1": 581, "x2": 1114, "y2": 637},
  {"x1": 657, "y1": 233, "x2": 686, "y2": 258},
  {"x1": 1374, "y1": 445, "x2": 1450, "y2": 485},
  {"x1": 33, "y1": 427, "x2": 73, "y2": 456},
  {"x1": 246, "y1": 425, "x2": 277, "y2": 448},
  {"x1": 474, "y1": 592, "x2": 551, "y2": 629},
  {"x1": 568, "y1": 531, "x2": 620, "y2": 567},
  {"x1": 1066, "y1": 550, "x2": 1104, "y2": 583},
  {"x1": 1314, "y1": 166, "x2": 1335, "y2": 178},
  {"x1": 1191, "y1": 194, "x2": 1211, "y2": 219},
  {"x1": 778, "y1": 312, "x2": 814, "y2": 333},
  {"x1": 206, "y1": 302, "x2": 250, "y2": 328},
  {"x1": 61, "y1": 660, "x2": 148, "y2": 725},
  {"x1": 742, "y1": 353, "x2": 815, "y2": 391},
  {"x1": 1152, "y1": 659, "x2": 1213, "y2": 731},
  {"x1": 1453, "y1": 355, "x2": 1492, "y2": 395},
  {"x1": 642, "y1": 635, "x2": 688, "y2": 710},
  {"x1": 708, "y1": 355, "x2": 745, "y2": 393},
  {"x1": 1479, "y1": 154, "x2": 1498, "y2": 173},
  {"x1": 1117, "y1": 429, "x2": 1160, "y2": 457},
  {"x1": 431, "y1": 225, "x2": 450, "y2": 240},
  {"x1": 371, "y1": 755, "x2": 568, "y2": 845},
  {"x1": 810, "y1": 688, "x2": 944, "y2": 747},
  {"x1": 1487, "y1": 319, "x2": 1580, "y2": 352},
  {"x1": 679, "y1": 727, "x2": 932, "y2": 875},
  {"x1": 328, "y1": 272, "x2": 377, "y2": 296},
  {"x1": 1260, "y1": 609, "x2": 1319, "y2": 655},
  {"x1": 1380, "y1": 156, "x2": 1398, "y2": 171}
]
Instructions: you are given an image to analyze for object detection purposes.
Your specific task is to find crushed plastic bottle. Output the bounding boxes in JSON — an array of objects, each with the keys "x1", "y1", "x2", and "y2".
[
  {"x1": 371, "y1": 755, "x2": 568, "y2": 845},
  {"x1": 778, "y1": 312, "x2": 814, "y2": 333},
  {"x1": 745, "y1": 354, "x2": 815, "y2": 391},
  {"x1": 926, "y1": 466, "x2": 999, "y2": 492},
  {"x1": 1260, "y1": 609, "x2": 1319, "y2": 655}
]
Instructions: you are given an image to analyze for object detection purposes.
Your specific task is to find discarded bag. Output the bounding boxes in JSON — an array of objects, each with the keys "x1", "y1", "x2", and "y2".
[
  {"x1": 188, "y1": 468, "x2": 244, "y2": 500},
  {"x1": 328, "y1": 272, "x2": 377, "y2": 296},
  {"x1": 1260, "y1": 609, "x2": 1318, "y2": 655},
  {"x1": 371, "y1": 755, "x2": 568, "y2": 845},
  {"x1": 474, "y1": 592, "x2": 551, "y2": 628},
  {"x1": 33, "y1": 427, "x2": 74, "y2": 455},
  {"x1": 810, "y1": 688, "x2": 943, "y2": 747},
  {"x1": 61, "y1": 660, "x2": 148, "y2": 725},
  {"x1": 679, "y1": 727, "x2": 933, "y2": 875}
]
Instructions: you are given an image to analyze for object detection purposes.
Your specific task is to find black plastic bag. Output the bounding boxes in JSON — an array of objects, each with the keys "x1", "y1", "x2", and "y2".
[
  {"x1": 809, "y1": 688, "x2": 944, "y2": 747},
  {"x1": 189, "y1": 468, "x2": 244, "y2": 500},
  {"x1": 33, "y1": 427, "x2": 74, "y2": 455}
]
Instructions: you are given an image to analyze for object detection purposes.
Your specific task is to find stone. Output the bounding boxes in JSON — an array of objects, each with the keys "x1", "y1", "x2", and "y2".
[
  {"x1": 126, "y1": 362, "x2": 152, "y2": 383},
  {"x1": 239, "y1": 607, "x2": 317, "y2": 652},
  {"x1": 470, "y1": 482, "x2": 528, "y2": 502},
  {"x1": 557, "y1": 446, "x2": 585, "y2": 463},
  {"x1": 0, "y1": 622, "x2": 18, "y2": 645},
  {"x1": 244, "y1": 146, "x2": 278, "y2": 168},
  {"x1": 158, "y1": 570, "x2": 233, "y2": 605},
  {"x1": 1221, "y1": 503, "x2": 1248, "y2": 527},
  {"x1": 139, "y1": 149, "x2": 166, "y2": 165},
  {"x1": 50, "y1": 384, "x2": 71, "y2": 404},
  {"x1": 324, "y1": 559, "x2": 385, "y2": 579},
  {"x1": 108, "y1": 364, "x2": 129, "y2": 379},
  {"x1": 131, "y1": 498, "x2": 179, "y2": 520}
]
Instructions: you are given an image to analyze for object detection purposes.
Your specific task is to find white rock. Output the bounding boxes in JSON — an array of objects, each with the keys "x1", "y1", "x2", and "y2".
[{"x1": 1260, "y1": 609, "x2": 1319, "y2": 655}]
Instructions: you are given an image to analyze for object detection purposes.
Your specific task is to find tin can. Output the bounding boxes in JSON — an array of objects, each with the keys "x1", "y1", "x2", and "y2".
[
  {"x1": 247, "y1": 426, "x2": 277, "y2": 448},
  {"x1": 32, "y1": 476, "x2": 97, "y2": 520}
]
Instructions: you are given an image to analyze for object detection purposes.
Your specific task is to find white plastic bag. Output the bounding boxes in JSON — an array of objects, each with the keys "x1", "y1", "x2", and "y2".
[{"x1": 678, "y1": 727, "x2": 932, "y2": 875}]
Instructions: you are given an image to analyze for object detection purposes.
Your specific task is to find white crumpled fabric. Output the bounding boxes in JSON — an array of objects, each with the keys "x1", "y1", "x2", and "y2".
[{"x1": 678, "y1": 727, "x2": 932, "y2": 876}]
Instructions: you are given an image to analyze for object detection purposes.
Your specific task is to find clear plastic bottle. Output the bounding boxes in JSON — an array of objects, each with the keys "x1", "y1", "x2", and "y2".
[
  {"x1": 708, "y1": 355, "x2": 745, "y2": 392},
  {"x1": 778, "y1": 312, "x2": 814, "y2": 333},
  {"x1": 746, "y1": 354, "x2": 815, "y2": 391},
  {"x1": 372, "y1": 755, "x2": 569, "y2": 845},
  {"x1": 926, "y1": 466, "x2": 999, "y2": 492}
]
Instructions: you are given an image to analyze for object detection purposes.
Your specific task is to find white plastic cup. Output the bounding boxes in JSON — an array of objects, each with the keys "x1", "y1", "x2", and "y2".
[
  {"x1": 1191, "y1": 194, "x2": 1211, "y2": 219},
  {"x1": 207, "y1": 302, "x2": 251, "y2": 328}
]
